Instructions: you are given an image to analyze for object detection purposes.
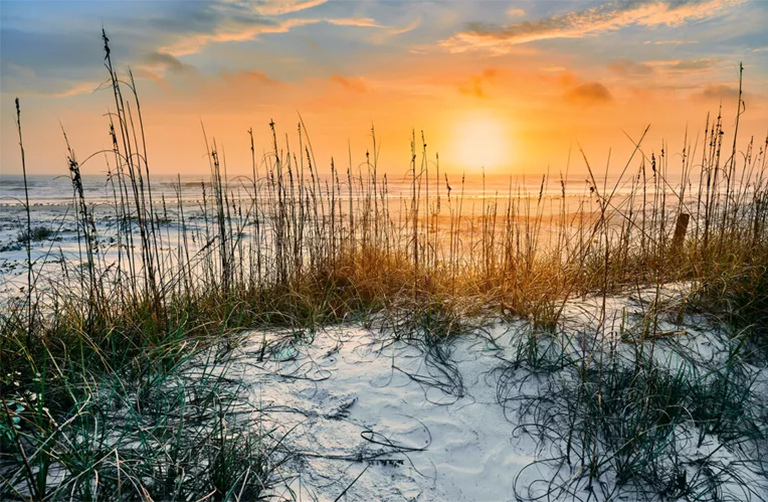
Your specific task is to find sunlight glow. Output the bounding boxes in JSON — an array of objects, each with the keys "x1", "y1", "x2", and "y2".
[{"x1": 451, "y1": 112, "x2": 514, "y2": 172}]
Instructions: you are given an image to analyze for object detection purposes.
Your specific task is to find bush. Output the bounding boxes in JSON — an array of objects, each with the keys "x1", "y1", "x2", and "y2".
[{"x1": 16, "y1": 226, "x2": 53, "y2": 243}]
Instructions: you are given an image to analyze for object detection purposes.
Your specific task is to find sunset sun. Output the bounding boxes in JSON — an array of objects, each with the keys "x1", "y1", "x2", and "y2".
[{"x1": 452, "y1": 112, "x2": 514, "y2": 172}]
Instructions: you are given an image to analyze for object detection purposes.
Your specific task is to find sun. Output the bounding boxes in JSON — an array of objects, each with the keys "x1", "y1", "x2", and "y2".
[{"x1": 450, "y1": 111, "x2": 514, "y2": 172}]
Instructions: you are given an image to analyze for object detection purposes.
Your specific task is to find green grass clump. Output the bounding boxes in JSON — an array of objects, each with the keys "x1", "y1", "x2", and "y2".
[
  {"x1": 16, "y1": 226, "x2": 53, "y2": 243},
  {"x1": 694, "y1": 263, "x2": 768, "y2": 357},
  {"x1": 508, "y1": 349, "x2": 766, "y2": 500},
  {"x1": 1, "y1": 347, "x2": 283, "y2": 501}
]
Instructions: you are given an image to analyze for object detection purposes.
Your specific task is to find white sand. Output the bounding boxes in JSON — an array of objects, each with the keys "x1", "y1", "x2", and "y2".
[
  {"x1": 218, "y1": 285, "x2": 768, "y2": 501},
  {"x1": 230, "y1": 324, "x2": 543, "y2": 501}
]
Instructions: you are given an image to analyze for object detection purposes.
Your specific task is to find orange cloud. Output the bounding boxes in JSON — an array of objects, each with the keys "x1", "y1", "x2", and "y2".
[
  {"x1": 565, "y1": 82, "x2": 613, "y2": 105},
  {"x1": 459, "y1": 68, "x2": 499, "y2": 98},
  {"x1": 698, "y1": 84, "x2": 740, "y2": 100},
  {"x1": 331, "y1": 74, "x2": 368, "y2": 93},
  {"x1": 442, "y1": 0, "x2": 739, "y2": 53},
  {"x1": 327, "y1": 18, "x2": 383, "y2": 28},
  {"x1": 221, "y1": 70, "x2": 282, "y2": 87},
  {"x1": 556, "y1": 70, "x2": 580, "y2": 88}
]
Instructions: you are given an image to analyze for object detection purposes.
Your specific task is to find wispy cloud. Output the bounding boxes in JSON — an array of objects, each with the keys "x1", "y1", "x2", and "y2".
[
  {"x1": 252, "y1": 0, "x2": 328, "y2": 16},
  {"x1": 608, "y1": 57, "x2": 716, "y2": 76},
  {"x1": 7, "y1": 79, "x2": 101, "y2": 98},
  {"x1": 442, "y1": 0, "x2": 739, "y2": 53},
  {"x1": 390, "y1": 17, "x2": 421, "y2": 35},
  {"x1": 643, "y1": 39, "x2": 699, "y2": 45},
  {"x1": 162, "y1": 16, "x2": 389, "y2": 56},
  {"x1": 669, "y1": 59, "x2": 715, "y2": 71},
  {"x1": 160, "y1": 16, "x2": 311, "y2": 56},
  {"x1": 327, "y1": 17, "x2": 383, "y2": 28},
  {"x1": 144, "y1": 0, "x2": 393, "y2": 57},
  {"x1": 51, "y1": 81, "x2": 100, "y2": 98},
  {"x1": 647, "y1": 58, "x2": 716, "y2": 71},
  {"x1": 331, "y1": 74, "x2": 368, "y2": 92},
  {"x1": 142, "y1": 51, "x2": 195, "y2": 73},
  {"x1": 608, "y1": 58, "x2": 655, "y2": 76},
  {"x1": 221, "y1": 69, "x2": 281, "y2": 86}
]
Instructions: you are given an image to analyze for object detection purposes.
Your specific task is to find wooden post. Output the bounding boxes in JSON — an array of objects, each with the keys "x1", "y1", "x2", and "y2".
[{"x1": 672, "y1": 213, "x2": 690, "y2": 252}]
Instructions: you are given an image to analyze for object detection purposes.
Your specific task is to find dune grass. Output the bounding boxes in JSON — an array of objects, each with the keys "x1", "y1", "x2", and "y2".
[{"x1": 2, "y1": 34, "x2": 768, "y2": 500}]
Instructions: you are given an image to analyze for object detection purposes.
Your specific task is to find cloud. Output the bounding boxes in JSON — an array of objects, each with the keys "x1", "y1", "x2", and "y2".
[
  {"x1": 161, "y1": 14, "x2": 389, "y2": 56},
  {"x1": 1, "y1": 0, "x2": 395, "y2": 97},
  {"x1": 251, "y1": 0, "x2": 328, "y2": 16},
  {"x1": 143, "y1": 2, "x2": 390, "y2": 57},
  {"x1": 50, "y1": 81, "x2": 100, "y2": 98},
  {"x1": 644, "y1": 58, "x2": 716, "y2": 72},
  {"x1": 160, "y1": 17, "x2": 312, "y2": 56},
  {"x1": 1, "y1": 76, "x2": 99, "y2": 98},
  {"x1": 459, "y1": 68, "x2": 498, "y2": 98},
  {"x1": 565, "y1": 82, "x2": 613, "y2": 105},
  {"x1": 699, "y1": 83, "x2": 739, "y2": 100},
  {"x1": 130, "y1": 68, "x2": 171, "y2": 89},
  {"x1": 1, "y1": 28, "x2": 104, "y2": 78},
  {"x1": 608, "y1": 59, "x2": 654, "y2": 76},
  {"x1": 643, "y1": 39, "x2": 698, "y2": 45},
  {"x1": 221, "y1": 69, "x2": 281, "y2": 86},
  {"x1": 507, "y1": 8, "x2": 525, "y2": 17},
  {"x1": 669, "y1": 59, "x2": 714, "y2": 71},
  {"x1": 556, "y1": 70, "x2": 580, "y2": 88},
  {"x1": 390, "y1": 17, "x2": 421, "y2": 35},
  {"x1": 142, "y1": 52, "x2": 195, "y2": 73},
  {"x1": 442, "y1": 0, "x2": 739, "y2": 53},
  {"x1": 330, "y1": 74, "x2": 367, "y2": 92},
  {"x1": 327, "y1": 18, "x2": 383, "y2": 28}
]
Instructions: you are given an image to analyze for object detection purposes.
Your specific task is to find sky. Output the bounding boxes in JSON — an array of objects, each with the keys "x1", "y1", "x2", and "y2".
[{"x1": 1, "y1": 0, "x2": 767, "y2": 178}]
